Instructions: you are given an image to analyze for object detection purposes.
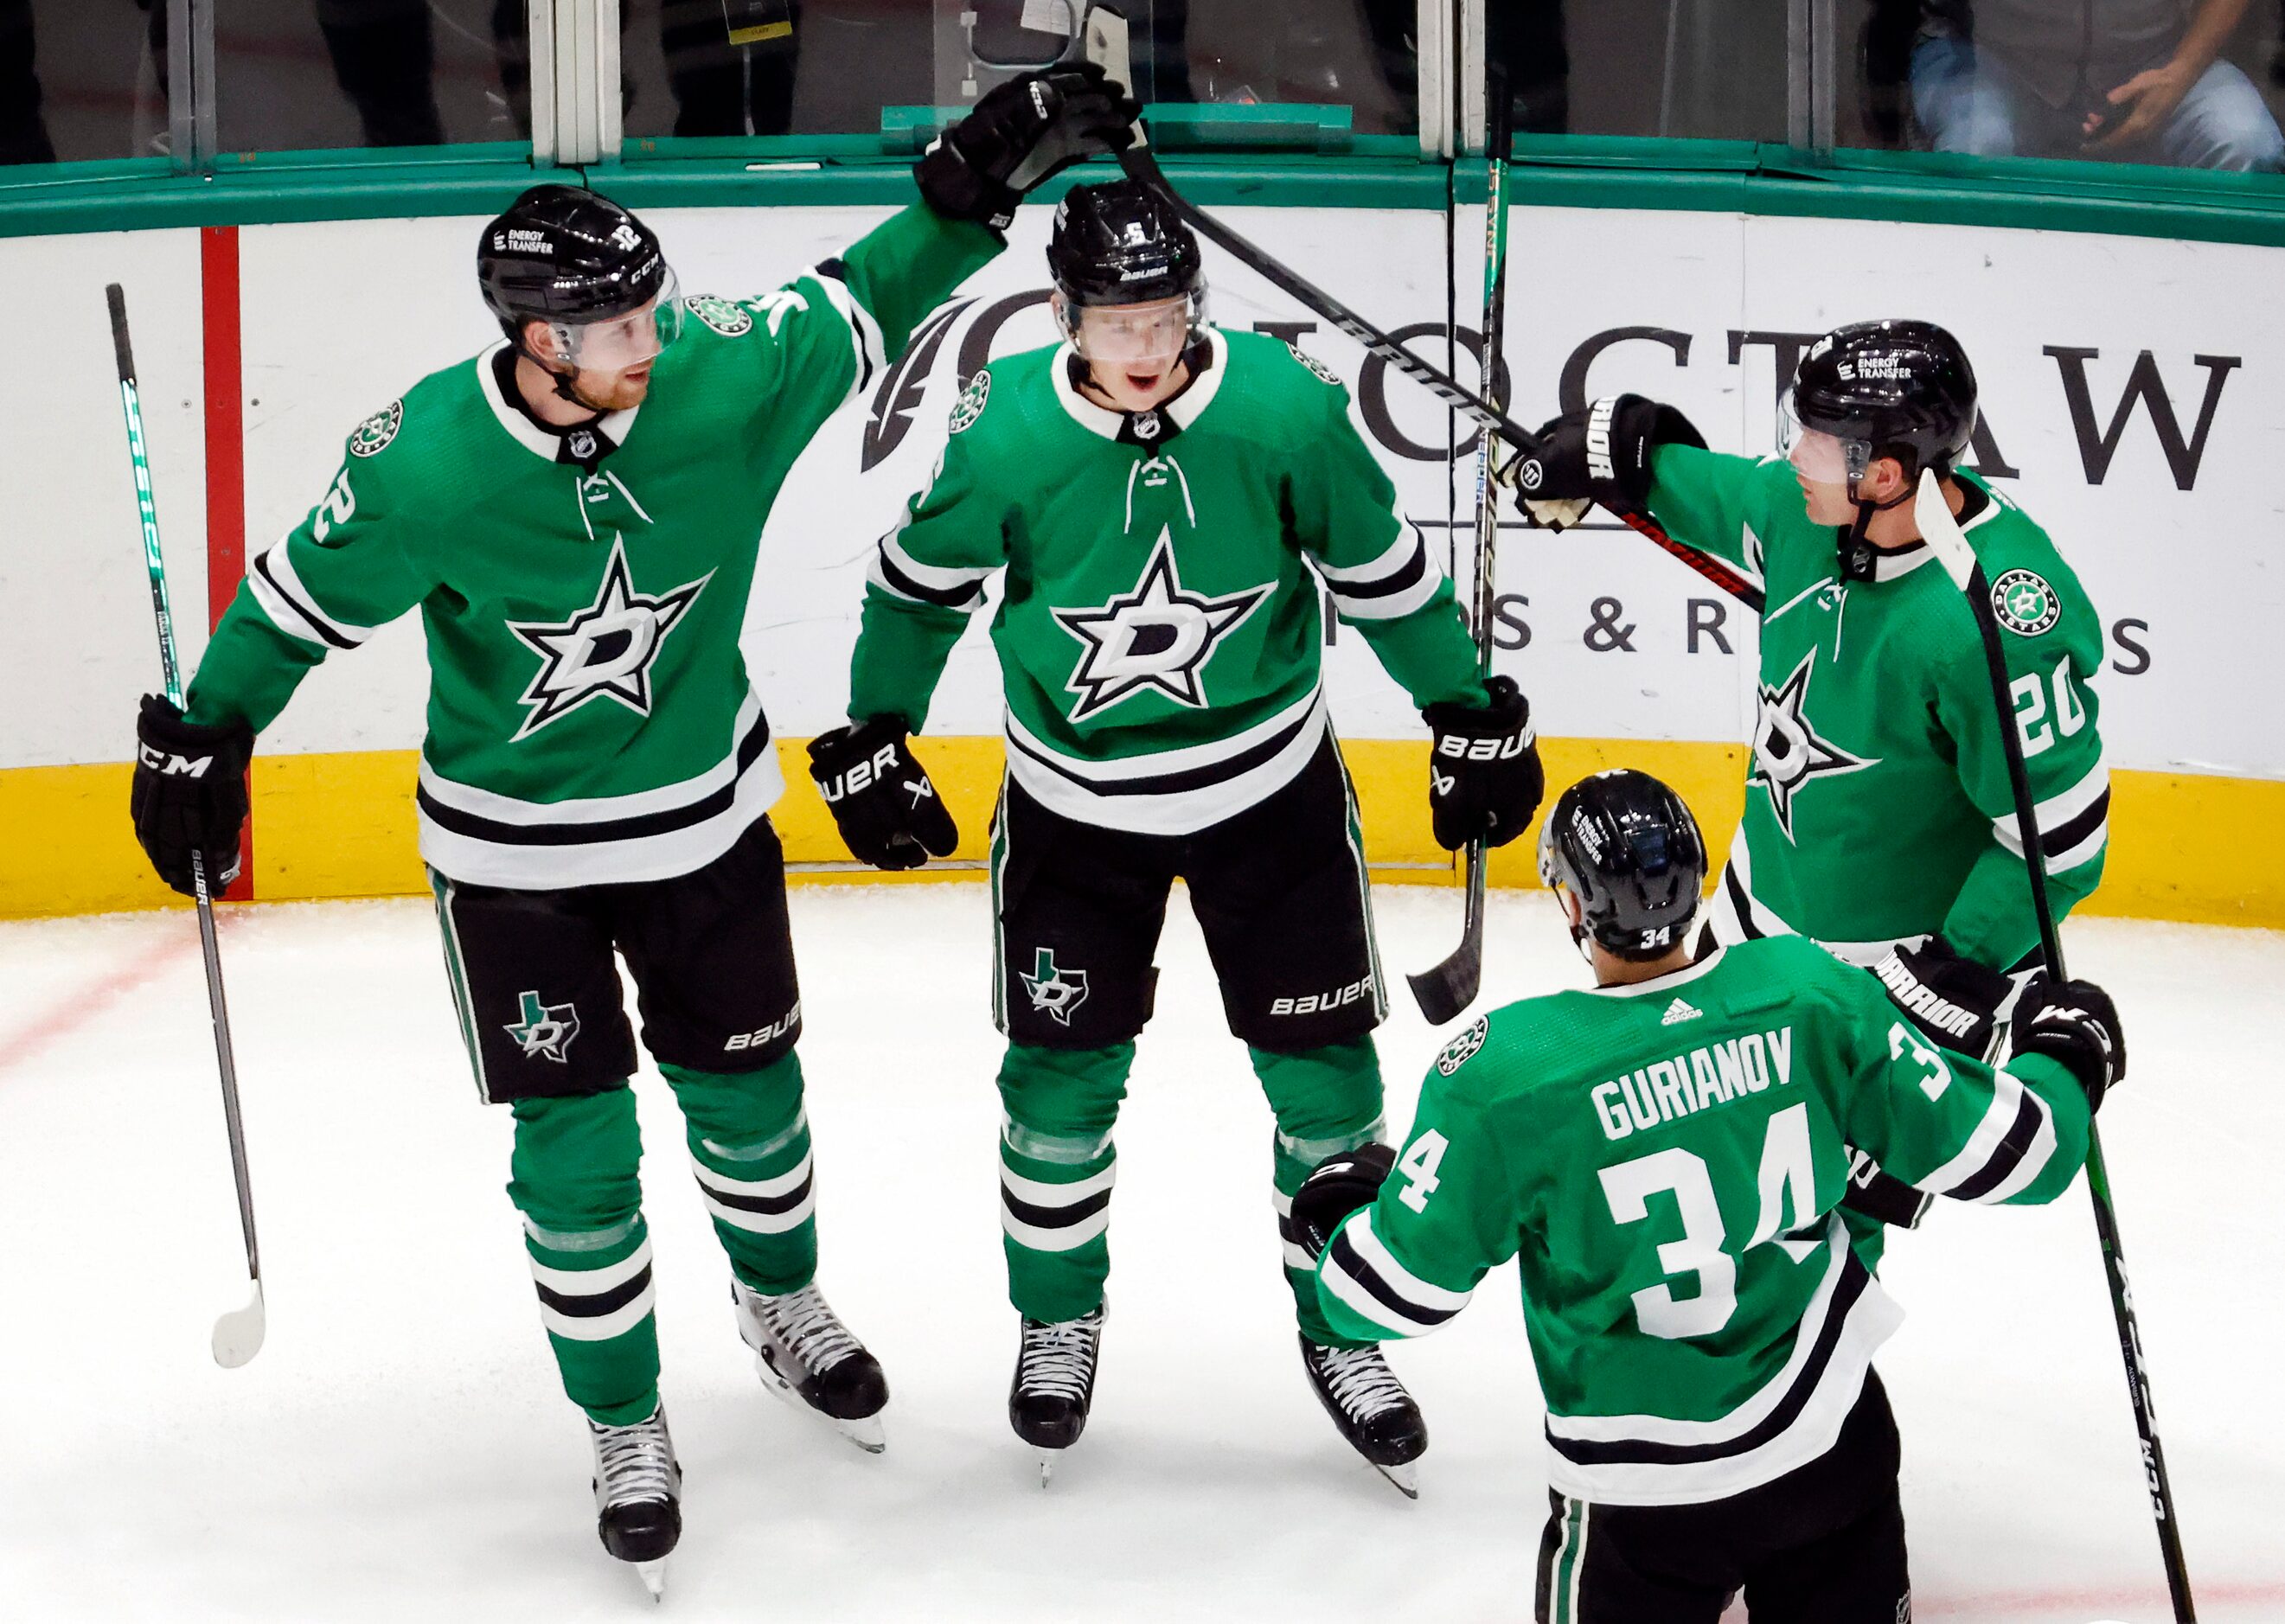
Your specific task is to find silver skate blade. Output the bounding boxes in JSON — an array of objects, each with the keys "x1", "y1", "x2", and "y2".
[
  {"x1": 637, "y1": 1558, "x2": 668, "y2": 1601},
  {"x1": 212, "y1": 1283, "x2": 266, "y2": 1369},
  {"x1": 1037, "y1": 1450, "x2": 1058, "y2": 1489},
  {"x1": 752, "y1": 1352, "x2": 886, "y2": 1455},
  {"x1": 1373, "y1": 1459, "x2": 1420, "y2": 1500}
]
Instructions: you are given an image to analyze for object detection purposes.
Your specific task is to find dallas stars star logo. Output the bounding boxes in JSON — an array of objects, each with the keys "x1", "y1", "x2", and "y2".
[
  {"x1": 505, "y1": 990, "x2": 580, "y2": 1063},
  {"x1": 506, "y1": 535, "x2": 711, "y2": 741},
  {"x1": 1052, "y1": 529, "x2": 1271, "y2": 724},
  {"x1": 1751, "y1": 649, "x2": 1879, "y2": 841}
]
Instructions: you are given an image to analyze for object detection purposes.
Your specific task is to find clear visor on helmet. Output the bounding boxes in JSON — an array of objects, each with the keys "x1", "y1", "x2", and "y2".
[
  {"x1": 1062, "y1": 292, "x2": 1203, "y2": 367},
  {"x1": 544, "y1": 268, "x2": 684, "y2": 372},
  {"x1": 1777, "y1": 393, "x2": 1872, "y2": 487}
]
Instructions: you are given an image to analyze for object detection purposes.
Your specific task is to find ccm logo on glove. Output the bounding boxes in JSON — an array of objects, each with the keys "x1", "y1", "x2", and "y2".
[{"x1": 138, "y1": 745, "x2": 217, "y2": 777}]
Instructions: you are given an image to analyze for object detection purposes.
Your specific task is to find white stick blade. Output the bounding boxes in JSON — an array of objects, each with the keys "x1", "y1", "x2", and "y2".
[
  {"x1": 1913, "y1": 467, "x2": 1976, "y2": 590},
  {"x1": 212, "y1": 1284, "x2": 266, "y2": 1368},
  {"x1": 1082, "y1": 3, "x2": 1148, "y2": 144}
]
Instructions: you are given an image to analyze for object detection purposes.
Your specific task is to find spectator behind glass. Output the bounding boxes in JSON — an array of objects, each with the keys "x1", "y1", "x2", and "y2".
[{"x1": 1910, "y1": 0, "x2": 2284, "y2": 169}]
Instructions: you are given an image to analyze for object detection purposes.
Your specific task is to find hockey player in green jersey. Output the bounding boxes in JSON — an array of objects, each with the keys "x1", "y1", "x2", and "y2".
[
  {"x1": 123, "y1": 66, "x2": 1137, "y2": 1594},
  {"x1": 805, "y1": 180, "x2": 1545, "y2": 1493},
  {"x1": 1505, "y1": 321, "x2": 2109, "y2": 1231},
  {"x1": 1293, "y1": 770, "x2": 2124, "y2": 1620}
]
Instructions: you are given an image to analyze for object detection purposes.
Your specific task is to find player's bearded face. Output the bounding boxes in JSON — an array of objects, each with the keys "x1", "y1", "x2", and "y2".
[
  {"x1": 541, "y1": 291, "x2": 682, "y2": 411},
  {"x1": 1072, "y1": 296, "x2": 1193, "y2": 412}
]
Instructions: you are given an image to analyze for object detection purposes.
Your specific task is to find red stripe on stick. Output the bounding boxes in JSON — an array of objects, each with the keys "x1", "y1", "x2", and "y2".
[{"x1": 200, "y1": 226, "x2": 253, "y2": 903}]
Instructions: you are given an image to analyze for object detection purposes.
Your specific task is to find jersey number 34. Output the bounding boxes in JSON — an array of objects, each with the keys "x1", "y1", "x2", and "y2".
[{"x1": 1595, "y1": 1103, "x2": 1820, "y2": 1340}]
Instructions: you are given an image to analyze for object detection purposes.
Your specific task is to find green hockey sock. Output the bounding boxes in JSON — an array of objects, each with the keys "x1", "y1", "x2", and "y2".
[
  {"x1": 996, "y1": 1041, "x2": 1131, "y2": 1325},
  {"x1": 1253, "y1": 1039, "x2": 1386, "y2": 1347},
  {"x1": 662, "y1": 1055, "x2": 817, "y2": 1297},
  {"x1": 509, "y1": 1085, "x2": 661, "y2": 1427}
]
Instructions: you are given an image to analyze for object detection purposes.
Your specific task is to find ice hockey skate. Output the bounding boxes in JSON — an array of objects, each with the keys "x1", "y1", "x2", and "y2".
[
  {"x1": 588, "y1": 1403, "x2": 682, "y2": 1601},
  {"x1": 1009, "y1": 1302, "x2": 1106, "y2": 1486},
  {"x1": 732, "y1": 1279, "x2": 890, "y2": 1453},
  {"x1": 1300, "y1": 1336, "x2": 1427, "y2": 1499}
]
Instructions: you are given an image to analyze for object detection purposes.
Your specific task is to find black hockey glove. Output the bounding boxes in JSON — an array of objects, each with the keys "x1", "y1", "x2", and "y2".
[
  {"x1": 1492, "y1": 394, "x2": 1706, "y2": 531},
  {"x1": 2010, "y1": 975, "x2": 2126, "y2": 1113},
  {"x1": 916, "y1": 65, "x2": 1141, "y2": 233},
  {"x1": 1423, "y1": 675, "x2": 1543, "y2": 852},
  {"x1": 131, "y1": 694, "x2": 252, "y2": 897},
  {"x1": 1290, "y1": 1143, "x2": 1398, "y2": 1261},
  {"x1": 1869, "y1": 935, "x2": 2014, "y2": 1061},
  {"x1": 807, "y1": 717, "x2": 958, "y2": 872},
  {"x1": 1840, "y1": 1148, "x2": 1933, "y2": 1231}
]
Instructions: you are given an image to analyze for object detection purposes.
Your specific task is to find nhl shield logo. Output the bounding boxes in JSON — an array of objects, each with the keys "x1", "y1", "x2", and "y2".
[
  {"x1": 1990, "y1": 568, "x2": 2060, "y2": 636},
  {"x1": 349, "y1": 400, "x2": 403, "y2": 458},
  {"x1": 687, "y1": 294, "x2": 753, "y2": 337}
]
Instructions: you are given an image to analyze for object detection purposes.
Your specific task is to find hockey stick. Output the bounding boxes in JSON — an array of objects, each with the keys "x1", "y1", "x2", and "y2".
[
  {"x1": 1405, "y1": 70, "x2": 1512, "y2": 1026},
  {"x1": 1077, "y1": 6, "x2": 1763, "y2": 615},
  {"x1": 107, "y1": 284, "x2": 267, "y2": 1370},
  {"x1": 1911, "y1": 470, "x2": 2194, "y2": 1622}
]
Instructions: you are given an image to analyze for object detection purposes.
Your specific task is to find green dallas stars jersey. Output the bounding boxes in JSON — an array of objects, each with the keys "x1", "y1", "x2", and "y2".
[
  {"x1": 1315, "y1": 934, "x2": 2090, "y2": 1506},
  {"x1": 1646, "y1": 448, "x2": 2108, "y2": 972},
  {"x1": 182, "y1": 201, "x2": 998, "y2": 888},
  {"x1": 846, "y1": 329, "x2": 1485, "y2": 834}
]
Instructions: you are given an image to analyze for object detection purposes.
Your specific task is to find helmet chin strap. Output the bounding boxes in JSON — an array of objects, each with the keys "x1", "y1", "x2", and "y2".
[
  {"x1": 514, "y1": 331, "x2": 611, "y2": 417},
  {"x1": 1839, "y1": 470, "x2": 1919, "y2": 580}
]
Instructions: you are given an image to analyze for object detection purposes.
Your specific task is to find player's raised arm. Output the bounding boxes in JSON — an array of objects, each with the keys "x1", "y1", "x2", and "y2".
[
  {"x1": 132, "y1": 419, "x2": 437, "y2": 897},
  {"x1": 715, "y1": 67, "x2": 1141, "y2": 453},
  {"x1": 1499, "y1": 392, "x2": 1783, "y2": 587}
]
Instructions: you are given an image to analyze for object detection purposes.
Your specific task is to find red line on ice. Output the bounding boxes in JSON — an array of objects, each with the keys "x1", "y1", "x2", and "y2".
[{"x1": 0, "y1": 932, "x2": 194, "y2": 1075}]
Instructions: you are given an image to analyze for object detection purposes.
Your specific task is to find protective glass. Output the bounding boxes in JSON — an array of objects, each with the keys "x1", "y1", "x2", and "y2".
[
  {"x1": 547, "y1": 269, "x2": 685, "y2": 372},
  {"x1": 1777, "y1": 394, "x2": 1870, "y2": 487},
  {"x1": 1066, "y1": 293, "x2": 1201, "y2": 365}
]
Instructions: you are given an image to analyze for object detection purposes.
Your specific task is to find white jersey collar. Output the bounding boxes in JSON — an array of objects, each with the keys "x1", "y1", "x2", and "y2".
[
  {"x1": 1585, "y1": 945, "x2": 1728, "y2": 997},
  {"x1": 477, "y1": 340, "x2": 643, "y2": 463},
  {"x1": 1050, "y1": 328, "x2": 1229, "y2": 444}
]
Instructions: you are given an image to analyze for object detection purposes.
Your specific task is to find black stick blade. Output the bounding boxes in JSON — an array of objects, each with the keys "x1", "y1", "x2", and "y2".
[
  {"x1": 1407, "y1": 939, "x2": 1482, "y2": 1026},
  {"x1": 106, "y1": 283, "x2": 137, "y2": 385}
]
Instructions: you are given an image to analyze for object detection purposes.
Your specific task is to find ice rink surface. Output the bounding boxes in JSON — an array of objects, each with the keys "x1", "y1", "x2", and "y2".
[{"x1": 1, "y1": 884, "x2": 2278, "y2": 1623}]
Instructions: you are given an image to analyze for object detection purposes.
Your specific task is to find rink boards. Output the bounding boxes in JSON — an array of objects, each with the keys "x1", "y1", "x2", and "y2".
[{"x1": 7, "y1": 201, "x2": 2282, "y2": 923}]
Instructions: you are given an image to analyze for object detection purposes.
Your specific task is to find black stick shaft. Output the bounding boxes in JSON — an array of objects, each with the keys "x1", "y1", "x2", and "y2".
[
  {"x1": 1112, "y1": 148, "x2": 1764, "y2": 615},
  {"x1": 106, "y1": 284, "x2": 264, "y2": 1298},
  {"x1": 1959, "y1": 559, "x2": 2195, "y2": 1621}
]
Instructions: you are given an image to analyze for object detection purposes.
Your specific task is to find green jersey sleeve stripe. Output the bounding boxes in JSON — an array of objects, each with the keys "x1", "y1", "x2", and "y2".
[
  {"x1": 800, "y1": 259, "x2": 884, "y2": 399},
  {"x1": 1316, "y1": 527, "x2": 1441, "y2": 621},
  {"x1": 1319, "y1": 1211, "x2": 1470, "y2": 1337},
  {"x1": 871, "y1": 534, "x2": 993, "y2": 608},
  {"x1": 1991, "y1": 748, "x2": 2110, "y2": 873},
  {"x1": 1918, "y1": 1065, "x2": 2060, "y2": 1204},
  {"x1": 248, "y1": 538, "x2": 375, "y2": 649}
]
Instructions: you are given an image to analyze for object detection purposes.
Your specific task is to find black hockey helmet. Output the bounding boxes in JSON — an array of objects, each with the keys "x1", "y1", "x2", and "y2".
[
  {"x1": 1047, "y1": 179, "x2": 1205, "y2": 310},
  {"x1": 478, "y1": 184, "x2": 679, "y2": 358},
  {"x1": 1786, "y1": 319, "x2": 1978, "y2": 486},
  {"x1": 1537, "y1": 770, "x2": 1706, "y2": 961}
]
